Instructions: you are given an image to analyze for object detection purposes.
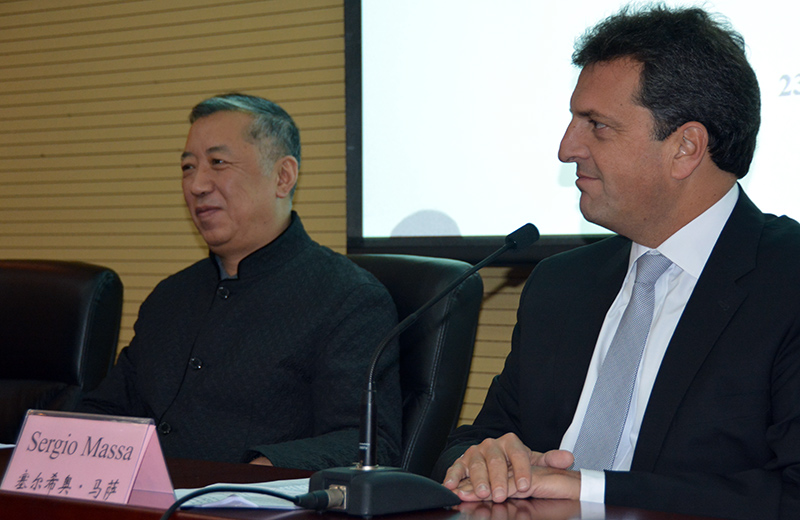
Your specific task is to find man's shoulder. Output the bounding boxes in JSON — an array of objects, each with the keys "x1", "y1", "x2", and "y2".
[
  {"x1": 517, "y1": 235, "x2": 629, "y2": 304},
  {"x1": 282, "y1": 241, "x2": 397, "y2": 325},
  {"x1": 537, "y1": 234, "x2": 629, "y2": 272},
  {"x1": 761, "y1": 213, "x2": 800, "y2": 248},
  {"x1": 297, "y1": 240, "x2": 386, "y2": 290},
  {"x1": 277, "y1": 214, "x2": 386, "y2": 292},
  {"x1": 754, "y1": 213, "x2": 800, "y2": 275}
]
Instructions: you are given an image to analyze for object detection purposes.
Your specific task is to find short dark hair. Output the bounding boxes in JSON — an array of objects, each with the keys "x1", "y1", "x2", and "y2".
[
  {"x1": 189, "y1": 93, "x2": 302, "y2": 170},
  {"x1": 573, "y1": 4, "x2": 760, "y2": 178}
]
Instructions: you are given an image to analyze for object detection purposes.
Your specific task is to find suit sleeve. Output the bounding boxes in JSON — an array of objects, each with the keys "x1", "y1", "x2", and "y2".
[
  {"x1": 431, "y1": 293, "x2": 530, "y2": 481},
  {"x1": 76, "y1": 329, "x2": 150, "y2": 419}
]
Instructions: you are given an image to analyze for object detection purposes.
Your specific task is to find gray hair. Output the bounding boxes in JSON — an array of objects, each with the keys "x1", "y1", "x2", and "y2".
[{"x1": 189, "y1": 93, "x2": 302, "y2": 172}]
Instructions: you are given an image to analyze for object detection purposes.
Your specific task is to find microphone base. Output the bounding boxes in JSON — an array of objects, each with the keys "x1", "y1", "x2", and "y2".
[{"x1": 308, "y1": 466, "x2": 460, "y2": 518}]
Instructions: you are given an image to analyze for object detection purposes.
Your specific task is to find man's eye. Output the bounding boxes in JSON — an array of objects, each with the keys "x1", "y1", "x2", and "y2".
[
  {"x1": 181, "y1": 163, "x2": 194, "y2": 172},
  {"x1": 590, "y1": 120, "x2": 608, "y2": 130},
  {"x1": 211, "y1": 158, "x2": 227, "y2": 166}
]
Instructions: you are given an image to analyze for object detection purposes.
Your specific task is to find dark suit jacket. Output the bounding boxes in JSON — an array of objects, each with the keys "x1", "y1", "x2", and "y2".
[
  {"x1": 435, "y1": 190, "x2": 800, "y2": 520},
  {"x1": 79, "y1": 214, "x2": 402, "y2": 470}
]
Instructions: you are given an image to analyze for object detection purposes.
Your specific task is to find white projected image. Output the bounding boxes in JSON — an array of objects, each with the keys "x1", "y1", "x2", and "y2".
[{"x1": 360, "y1": 0, "x2": 800, "y2": 239}]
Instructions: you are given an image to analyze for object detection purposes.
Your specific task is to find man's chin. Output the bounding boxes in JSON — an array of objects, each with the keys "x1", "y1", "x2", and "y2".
[
  {"x1": 577, "y1": 203, "x2": 612, "y2": 233},
  {"x1": 197, "y1": 232, "x2": 231, "y2": 252},
  {"x1": 578, "y1": 198, "x2": 596, "y2": 224}
]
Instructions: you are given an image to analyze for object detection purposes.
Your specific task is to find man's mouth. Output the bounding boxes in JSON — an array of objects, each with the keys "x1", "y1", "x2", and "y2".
[
  {"x1": 575, "y1": 172, "x2": 598, "y2": 188},
  {"x1": 195, "y1": 205, "x2": 221, "y2": 219}
]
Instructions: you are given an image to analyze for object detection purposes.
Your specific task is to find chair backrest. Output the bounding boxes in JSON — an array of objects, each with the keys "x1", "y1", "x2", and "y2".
[
  {"x1": 0, "y1": 260, "x2": 123, "y2": 443},
  {"x1": 349, "y1": 254, "x2": 483, "y2": 477}
]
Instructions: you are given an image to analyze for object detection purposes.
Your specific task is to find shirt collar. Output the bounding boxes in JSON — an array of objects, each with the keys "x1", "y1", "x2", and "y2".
[
  {"x1": 210, "y1": 211, "x2": 310, "y2": 281},
  {"x1": 630, "y1": 183, "x2": 739, "y2": 279},
  {"x1": 214, "y1": 254, "x2": 238, "y2": 280}
]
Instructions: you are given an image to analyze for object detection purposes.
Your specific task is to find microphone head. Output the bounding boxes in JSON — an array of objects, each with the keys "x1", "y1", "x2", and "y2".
[{"x1": 505, "y1": 223, "x2": 540, "y2": 250}]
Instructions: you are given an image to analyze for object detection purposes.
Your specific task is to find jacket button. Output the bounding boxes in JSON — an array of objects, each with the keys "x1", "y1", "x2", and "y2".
[
  {"x1": 217, "y1": 286, "x2": 230, "y2": 299},
  {"x1": 189, "y1": 357, "x2": 203, "y2": 370},
  {"x1": 158, "y1": 422, "x2": 172, "y2": 435}
]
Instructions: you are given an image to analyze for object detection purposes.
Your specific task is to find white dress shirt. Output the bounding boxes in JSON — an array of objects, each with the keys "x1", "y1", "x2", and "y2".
[{"x1": 558, "y1": 184, "x2": 740, "y2": 504}]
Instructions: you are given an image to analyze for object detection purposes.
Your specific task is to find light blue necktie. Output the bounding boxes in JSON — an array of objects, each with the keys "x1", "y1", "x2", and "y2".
[{"x1": 571, "y1": 252, "x2": 673, "y2": 471}]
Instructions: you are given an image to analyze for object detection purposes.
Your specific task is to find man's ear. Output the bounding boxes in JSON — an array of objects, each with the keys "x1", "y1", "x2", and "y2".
[
  {"x1": 671, "y1": 122, "x2": 708, "y2": 180},
  {"x1": 274, "y1": 156, "x2": 299, "y2": 198}
]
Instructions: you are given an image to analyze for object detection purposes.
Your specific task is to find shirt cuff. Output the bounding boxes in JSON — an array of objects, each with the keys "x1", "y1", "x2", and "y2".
[{"x1": 578, "y1": 468, "x2": 605, "y2": 503}]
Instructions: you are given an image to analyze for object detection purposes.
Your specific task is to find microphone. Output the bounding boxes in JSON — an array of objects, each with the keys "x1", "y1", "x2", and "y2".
[{"x1": 308, "y1": 223, "x2": 540, "y2": 517}]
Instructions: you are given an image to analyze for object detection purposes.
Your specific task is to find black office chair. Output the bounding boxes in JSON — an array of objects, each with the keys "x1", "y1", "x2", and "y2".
[
  {"x1": 349, "y1": 254, "x2": 483, "y2": 477},
  {"x1": 0, "y1": 260, "x2": 123, "y2": 443}
]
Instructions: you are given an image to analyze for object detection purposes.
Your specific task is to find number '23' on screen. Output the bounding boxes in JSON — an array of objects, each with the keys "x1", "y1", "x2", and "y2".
[{"x1": 779, "y1": 74, "x2": 800, "y2": 96}]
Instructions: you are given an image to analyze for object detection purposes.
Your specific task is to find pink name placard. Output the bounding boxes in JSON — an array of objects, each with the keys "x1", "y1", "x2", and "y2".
[{"x1": 1, "y1": 410, "x2": 175, "y2": 509}]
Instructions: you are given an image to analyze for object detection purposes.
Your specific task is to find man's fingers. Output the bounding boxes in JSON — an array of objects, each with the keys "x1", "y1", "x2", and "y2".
[
  {"x1": 497, "y1": 433, "x2": 533, "y2": 493},
  {"x1": 505, "y1": 448, "x2": 533, "y2": 492},
  {"x1": 483, "y1": 441, "x2": 512, "y2": 502},
  {"x1": 443, "y1": 460, "x2": 467, "y2": 489},
  {"x1": 534, "y1": 449, "x2": 575, "y2": 469},
  {"x1": 464, "y1": 443, "x2": 494, "y2": 500},
  {"x1": 453, "y1": 478, "x2": 484, "y2": 502},
  {"x1": 511, "y1": 466, "x2": 582, "y2": 500}
]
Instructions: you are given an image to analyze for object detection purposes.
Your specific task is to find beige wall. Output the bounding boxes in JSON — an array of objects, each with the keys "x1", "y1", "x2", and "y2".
[{"x1": 0, "y1": 0, "x2": 528, "y2": 425}]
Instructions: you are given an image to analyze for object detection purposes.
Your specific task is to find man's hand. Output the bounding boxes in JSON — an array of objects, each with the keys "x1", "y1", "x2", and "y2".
[{"x1": 442, "y1": 433, "x2": 579, "y2": 502}]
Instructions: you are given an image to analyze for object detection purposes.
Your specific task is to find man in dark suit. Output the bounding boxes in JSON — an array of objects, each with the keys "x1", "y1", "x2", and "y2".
[
  {"x1": 434, "y1": 6, "x2": 800, "y2": 519},
  {"x1": 79, "y1": 94, "x2": 402, "y2": 470}
]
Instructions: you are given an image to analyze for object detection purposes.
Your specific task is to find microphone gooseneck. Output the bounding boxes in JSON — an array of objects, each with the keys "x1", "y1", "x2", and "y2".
[
  {"x1": 312, "y1": 223, "x2": 540, "y2": 517},
  {"x1": 358, "y1": 223, "x2": 539, "y2": 468}
]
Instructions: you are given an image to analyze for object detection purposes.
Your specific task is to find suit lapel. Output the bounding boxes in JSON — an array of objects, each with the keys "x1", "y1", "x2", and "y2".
[{"x1": 631, "y1": 188, "x2": 764, "y2": 471}]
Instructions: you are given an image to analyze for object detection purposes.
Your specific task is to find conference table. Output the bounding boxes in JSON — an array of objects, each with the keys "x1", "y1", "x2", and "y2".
[{"x1": 0, "y1": 448, "x2": 723, "y2": 520}]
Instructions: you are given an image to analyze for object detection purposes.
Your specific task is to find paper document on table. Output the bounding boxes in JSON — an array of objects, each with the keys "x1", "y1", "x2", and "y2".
[{"x1": 176, "y1": 478, "x2": 309, "y2": 509}]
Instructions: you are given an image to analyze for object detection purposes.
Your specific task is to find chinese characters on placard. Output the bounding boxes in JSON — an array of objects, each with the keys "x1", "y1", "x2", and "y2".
[{"x1": 14, "y1": 469, "x2": 120, "y2": 501}]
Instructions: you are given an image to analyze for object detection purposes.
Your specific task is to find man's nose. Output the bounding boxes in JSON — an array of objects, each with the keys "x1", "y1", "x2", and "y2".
[
  {"x1": 188, "y1": 164, "x2": 214, "y2": 196},
  {"x1": 558, "y1": 119, "x2": 584, "y2": 164}
]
